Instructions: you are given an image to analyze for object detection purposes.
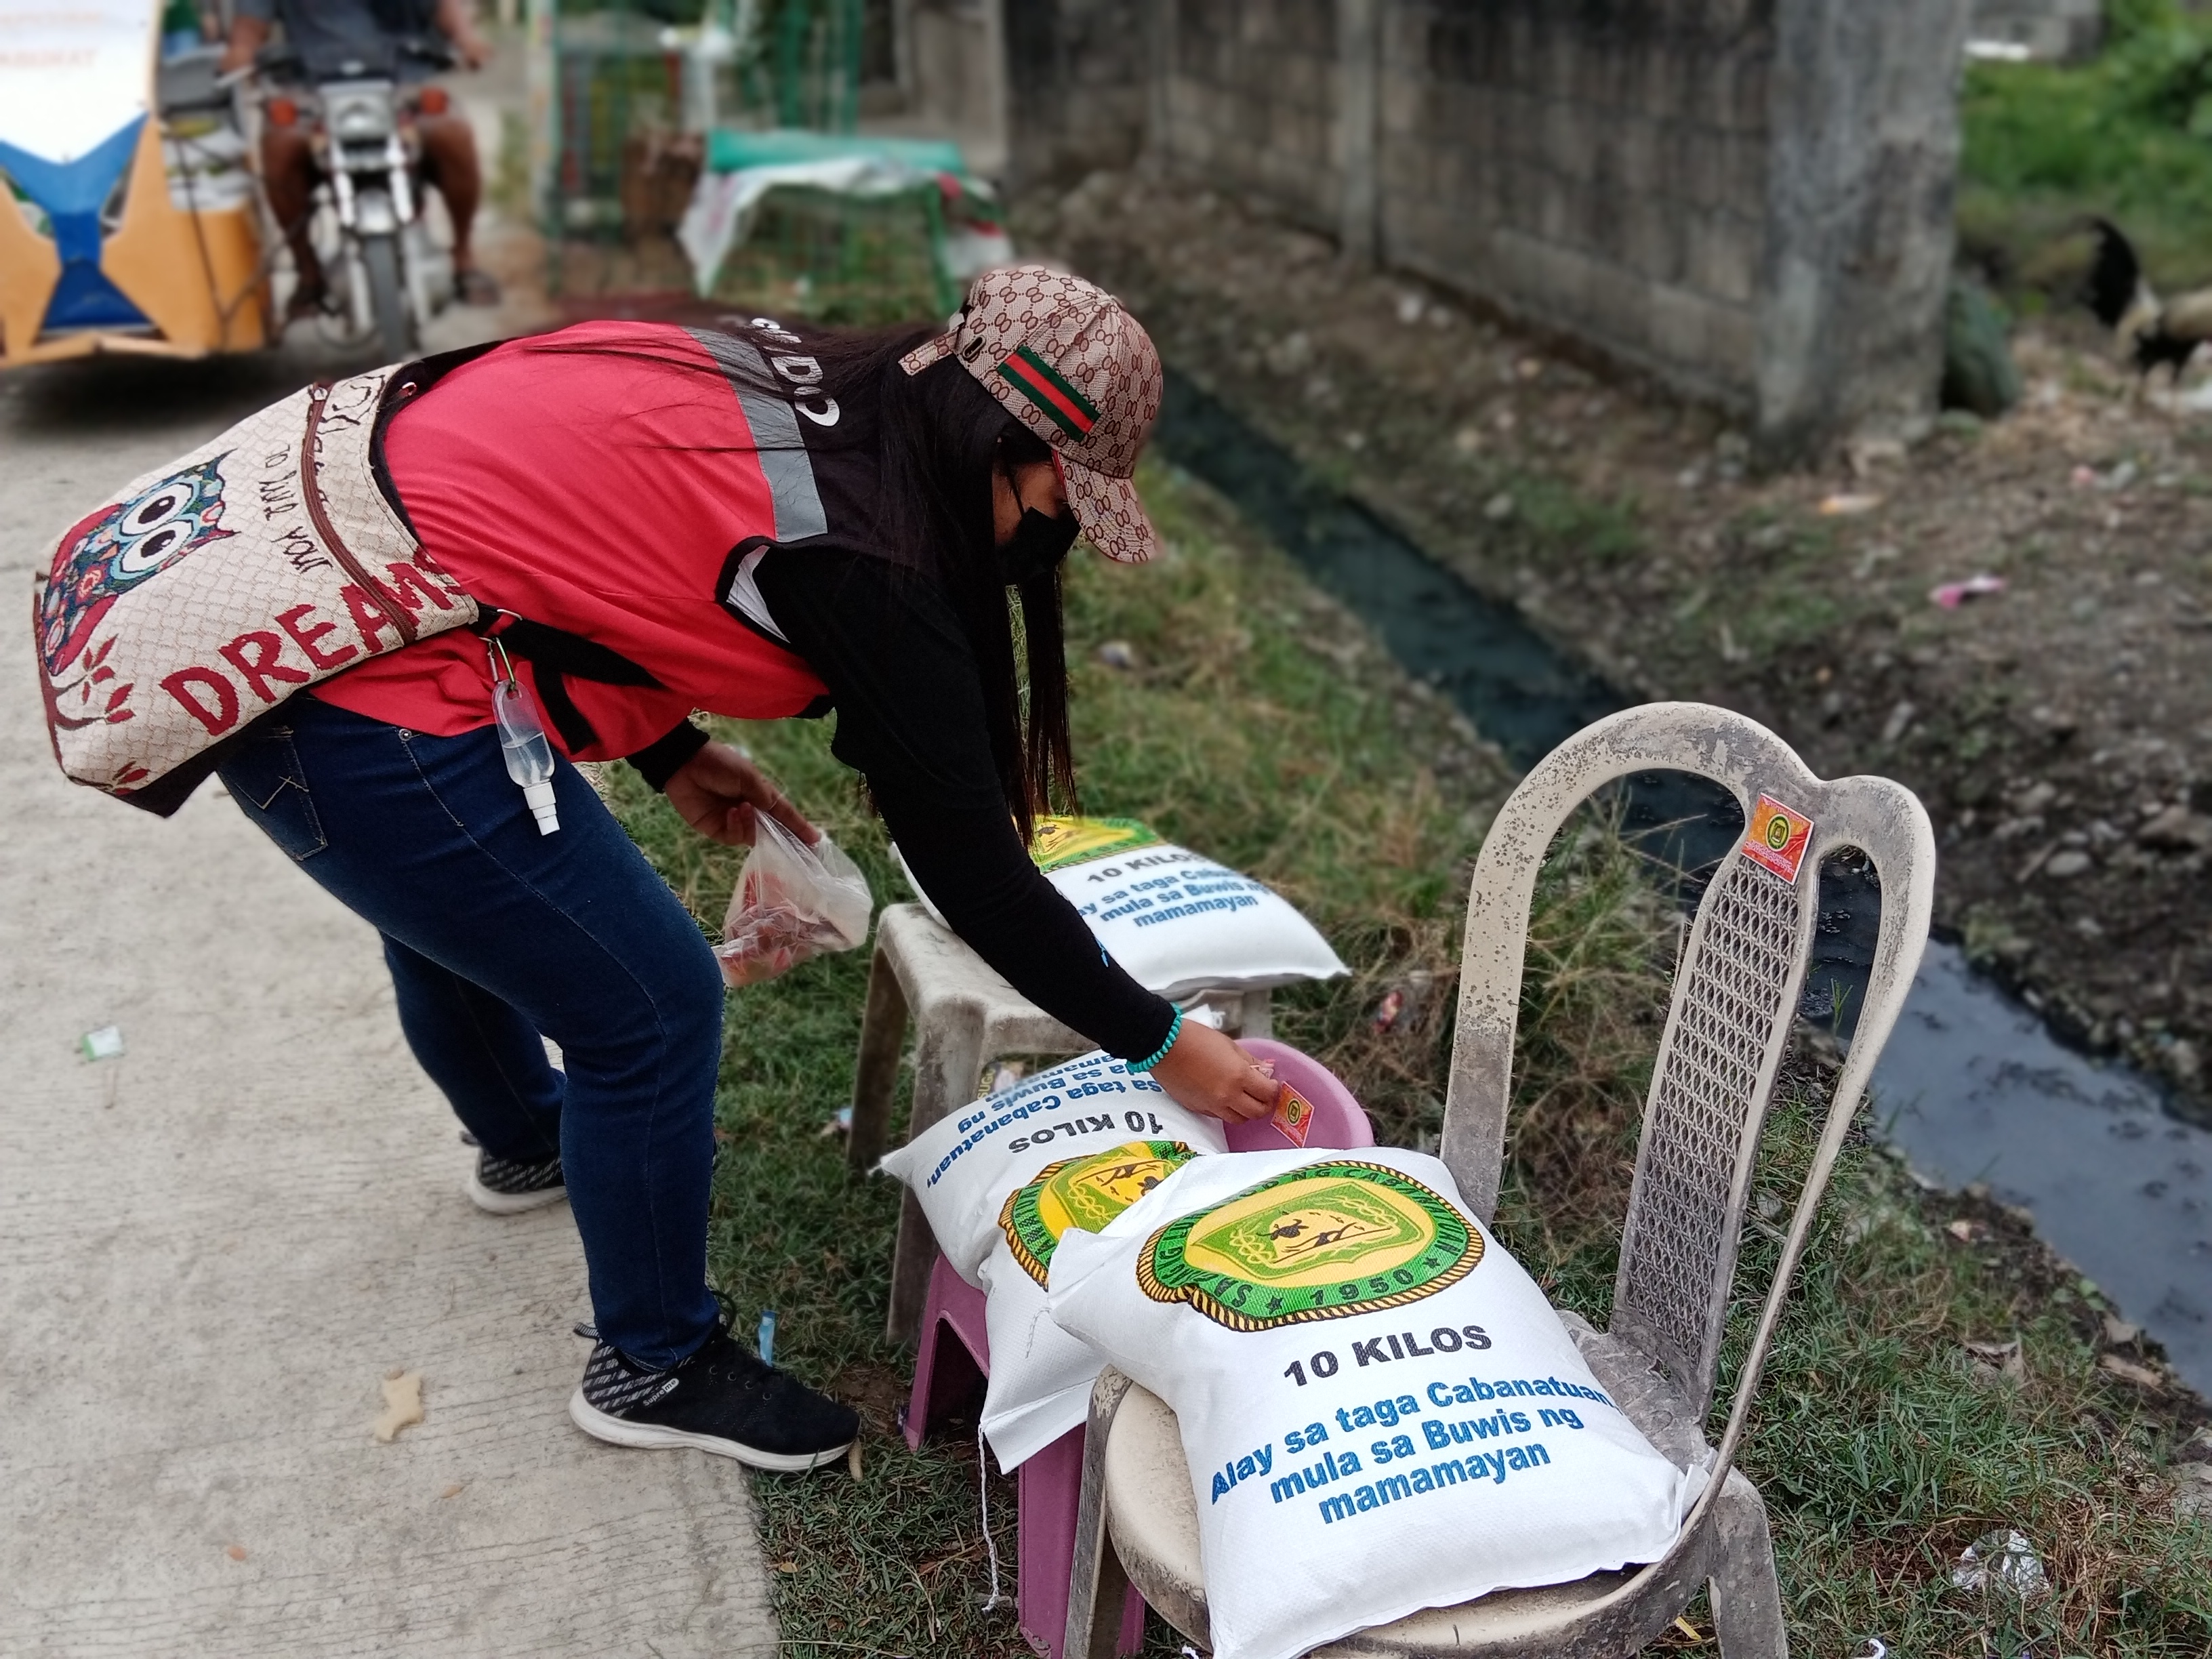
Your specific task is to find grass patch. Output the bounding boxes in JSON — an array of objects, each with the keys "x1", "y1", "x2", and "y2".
[
  {"x1": 1961, "y1": 2, "x2": 2212, "y2": 296},
  {"x1": 1509, "y1": 472, "x2": 1646, "y2": 567},
  {"x1": 1510, "y1": 1024, "x2": 2212, "y2": 1654},
  {"x1": 602, "y1": 463, "x2": 2208, "y2": 1656}
]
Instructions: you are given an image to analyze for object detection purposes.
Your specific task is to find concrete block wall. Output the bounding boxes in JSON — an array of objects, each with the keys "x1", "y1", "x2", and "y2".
[
  {"x1": 1151, "y1": 0, "x2": 1345, "y2": 230},
  {"x1": 1758, "y1": 0, "x2": 1977, "y2": 453},
  {"x1": 975, "y1": 0, "x2": 1975, "y2": 453},
  {"x1": 1375, "y1": 1, "x2": 1774, "y2": 407},
  {"x1": 1001, "y1": 0, "x2": 1156, "y2": 190}
]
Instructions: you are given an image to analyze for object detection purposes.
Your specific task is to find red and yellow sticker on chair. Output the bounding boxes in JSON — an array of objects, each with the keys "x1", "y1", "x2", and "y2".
[{"x1": 1742, "y1": 794, "x2": 1814, "y2": 882}]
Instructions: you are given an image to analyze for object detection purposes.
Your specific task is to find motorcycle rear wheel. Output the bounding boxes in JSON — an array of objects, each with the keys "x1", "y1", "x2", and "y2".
[{"x1": 361, "y1": 234, "x2": 414, "y2": 363}]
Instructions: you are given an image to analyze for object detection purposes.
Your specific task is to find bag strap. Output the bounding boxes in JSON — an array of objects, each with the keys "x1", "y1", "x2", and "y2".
[
  {"x1": 470, "y1": 607, "x2": 666, "y2": 754},
  {"x1": 304, "y1": 381, "x2": 419, "y2": 647},
  {"x1": 371, "y1": 338, "x2": 506, "y2": 538}
]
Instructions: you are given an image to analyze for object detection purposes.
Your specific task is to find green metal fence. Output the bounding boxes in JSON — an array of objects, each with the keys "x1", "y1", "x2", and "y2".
[
  {"x1": 532, "y1": 0, "x2": 975, "y2": 323},
  {"x1": 536, "y1": 0, "x2": 864, "y2": 241}
]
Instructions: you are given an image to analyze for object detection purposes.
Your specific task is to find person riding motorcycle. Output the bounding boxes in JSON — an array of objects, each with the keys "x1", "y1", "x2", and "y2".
[{"x1": 220, "y1": 0, "x2": 501, "y2": 321}]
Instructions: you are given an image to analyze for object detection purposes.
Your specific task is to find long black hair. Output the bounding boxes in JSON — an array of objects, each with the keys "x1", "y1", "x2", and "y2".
[
  {"x1": 520, "y1": 319, "x2": 1079, "y2": 840},
  {"x1": 811, "y1": 325, "x2": 1077, "y2": 839}
]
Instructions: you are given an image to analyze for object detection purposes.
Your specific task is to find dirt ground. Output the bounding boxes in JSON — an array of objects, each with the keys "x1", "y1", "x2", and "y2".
[{"x1": 1023, "y1": 171, "x2": 2212, "y2": 1128}]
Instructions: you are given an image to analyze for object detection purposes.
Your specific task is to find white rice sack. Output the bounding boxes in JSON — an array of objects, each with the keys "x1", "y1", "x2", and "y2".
[
  {"x1": 876, "y1": 1050, "x2": 1228, "y2": 1287},
  {"x1": 977, "y1": 1139, "x2": 1203, "y2": 1471},
  {"x1": 894, "y1": 817, "x2": 1346, "y2": 1000},
  {"x1": 1048, "y1": 1147, "x2": 1700, "y2": 1659}
]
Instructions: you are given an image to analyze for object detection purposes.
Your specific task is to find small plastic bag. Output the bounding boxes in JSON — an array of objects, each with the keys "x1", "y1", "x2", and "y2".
[{"x1": 715, "y1": 815, "x2": 874, "y2": 987}]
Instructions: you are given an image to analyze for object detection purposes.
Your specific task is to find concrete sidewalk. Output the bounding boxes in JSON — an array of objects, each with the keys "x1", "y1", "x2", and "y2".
[{"x1": 0, "y1": 347, "x2": 777, "y2": 1654}]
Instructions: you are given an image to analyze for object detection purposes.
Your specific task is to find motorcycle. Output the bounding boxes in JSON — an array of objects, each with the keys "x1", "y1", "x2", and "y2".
[{"x1": 241, "y1": 37, "x2": 456, "y2": 360}]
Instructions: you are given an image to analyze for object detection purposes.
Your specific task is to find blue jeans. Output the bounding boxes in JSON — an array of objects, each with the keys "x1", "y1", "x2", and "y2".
[{"x1": 217, "y1": 695, "x2": 724, "y2": 1367}]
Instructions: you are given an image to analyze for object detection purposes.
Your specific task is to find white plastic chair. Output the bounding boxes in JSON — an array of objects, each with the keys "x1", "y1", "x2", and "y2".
[{"x1": 1061, "y1": 703, "x2": 1935, "y2": 1658}]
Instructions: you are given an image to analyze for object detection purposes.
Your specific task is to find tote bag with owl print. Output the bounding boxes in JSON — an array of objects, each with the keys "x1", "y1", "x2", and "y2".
[{"x1": 34, "y1": 363, "x2": 479, "y2": 814}]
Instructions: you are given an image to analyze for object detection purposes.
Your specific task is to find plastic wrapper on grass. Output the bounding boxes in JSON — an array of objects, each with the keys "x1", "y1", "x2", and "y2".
[{"x1": 715, "y1": 816, "x2": 873, "y2": 987}]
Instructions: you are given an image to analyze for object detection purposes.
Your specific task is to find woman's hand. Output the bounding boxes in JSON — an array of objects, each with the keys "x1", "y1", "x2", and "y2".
[
  {"x1": 664, "y1": 741, "x2": 819, "y2": 848},
  {"x1": 1149, "y1": 1020, "x2": 1277, "y2": 1124}
]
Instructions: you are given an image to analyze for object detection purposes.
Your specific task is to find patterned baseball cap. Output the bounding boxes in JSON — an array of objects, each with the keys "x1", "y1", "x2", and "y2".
[{"x1": 901, "y1": 264, "x2": 1163, "y2": 565}]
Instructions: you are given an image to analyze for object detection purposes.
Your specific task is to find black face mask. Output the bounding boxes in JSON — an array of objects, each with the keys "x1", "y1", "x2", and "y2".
[{"x1": 997, "y1": 507, "x2": 1080, "y2": 587}]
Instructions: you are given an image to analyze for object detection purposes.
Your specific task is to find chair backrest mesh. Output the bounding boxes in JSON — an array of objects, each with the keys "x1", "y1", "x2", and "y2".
[{"x1": 1612, "y1": 853, "x2": 1806, "y2": 1415}]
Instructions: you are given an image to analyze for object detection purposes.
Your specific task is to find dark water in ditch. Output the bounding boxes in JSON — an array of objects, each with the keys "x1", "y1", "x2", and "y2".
[{"x1": 1153, "y1": 370, "x2": 2212, "y2": 1395}]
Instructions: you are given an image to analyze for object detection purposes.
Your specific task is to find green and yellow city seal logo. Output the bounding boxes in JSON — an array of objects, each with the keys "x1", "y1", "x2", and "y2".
[
  {"x1": 999, "y1": 1140, "x2": 1197, "y2": 1287},
  {"x1": 1027, "y1": 815, "x2": 1164, "y2": 875},
  {"x1": 1136, "y1": 1160, "x2": 1479, "y2": 1332}
]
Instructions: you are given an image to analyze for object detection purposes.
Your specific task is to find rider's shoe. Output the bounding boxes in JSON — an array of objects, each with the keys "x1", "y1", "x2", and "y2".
[{"x1": 454, "y1": 266, "x2": 501, "y2": 306}]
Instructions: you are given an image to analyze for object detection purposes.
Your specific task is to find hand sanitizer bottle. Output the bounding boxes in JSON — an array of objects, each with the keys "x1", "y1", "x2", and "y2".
[{"x1": 488, "y1": 644, "x2": 560, "y2": 835}]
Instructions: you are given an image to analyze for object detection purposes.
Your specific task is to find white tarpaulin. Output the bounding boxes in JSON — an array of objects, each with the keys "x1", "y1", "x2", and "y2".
[
  {"x1": 679, "y1": 158, "x2": 918, "y2": 300},
  {"x1": 676, "y1": 155, "x2": 1011, "y2": 300}
]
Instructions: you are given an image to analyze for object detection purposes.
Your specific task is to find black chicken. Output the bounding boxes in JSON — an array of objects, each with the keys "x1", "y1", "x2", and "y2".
[{"x1": 2085, "y1": 218, "x2": 2212, "y2": 382}]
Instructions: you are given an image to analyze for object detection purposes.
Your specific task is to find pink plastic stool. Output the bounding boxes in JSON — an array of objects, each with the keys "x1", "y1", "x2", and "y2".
[
  {"x1": 901, "y1": 1253, "x2": 989, "y2": 1455},
  {"x1": 900, "y1": 1042, "x2": 1374, "y2": 1659},
  {"x1": 903, "y1": 1258, "x2": 1149, "y2": 1658}
]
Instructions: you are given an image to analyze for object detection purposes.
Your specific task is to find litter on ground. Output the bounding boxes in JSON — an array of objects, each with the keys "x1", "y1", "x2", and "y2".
[
  {"x1": 2098, "y1": 1353, "x2": 2165, "y2": 1390},
  {"x1": 372, "y1": 1370, "x2": 424, "y2": 1443},
  {"x1": 1948, "y1": 1528, "x2": 2050, "y2": 1602},
  {"x1": 1817, "y1": 492, "x2": 1883, "y2": 516},
  {"x1": 1964, "y1": 1336, "x2": 2027, "y2": 1386},
  {"x1": 1931, "y1": 574, "x2": 2008, "y2": 609}
]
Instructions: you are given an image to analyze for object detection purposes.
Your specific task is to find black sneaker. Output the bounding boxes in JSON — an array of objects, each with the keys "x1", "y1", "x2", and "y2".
[
  {"x1": 466, "y1": 1149, "x2": 567, "y2": 1214},
  {"x1": 569, "y1": 1324, "x2": 857, "y2": 1472}
]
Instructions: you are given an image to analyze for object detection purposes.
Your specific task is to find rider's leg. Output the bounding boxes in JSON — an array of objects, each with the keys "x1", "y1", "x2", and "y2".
[
  {"x1": 415, "y1": 110, "x2": 497, "y2": 302},
  {"x1": 259, "y1": 122, "x2": 326, "y2": 315}
]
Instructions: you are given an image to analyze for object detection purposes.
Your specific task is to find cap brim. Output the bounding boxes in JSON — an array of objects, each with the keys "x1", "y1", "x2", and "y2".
[
  {"x1": 899, "y1": 329, "x2": 960, "y2": 375},
  {"x1": 1062, "y1": 463, "x2": 1160, "y2": 565}
]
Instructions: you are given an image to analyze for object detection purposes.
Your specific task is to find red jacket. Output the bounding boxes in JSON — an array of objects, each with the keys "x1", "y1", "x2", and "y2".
[{"x1": 318, "y1": 319, "x2": 833, "y2": 757}]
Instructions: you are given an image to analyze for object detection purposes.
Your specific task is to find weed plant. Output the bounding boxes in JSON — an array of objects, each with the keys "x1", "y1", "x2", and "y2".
[
  {"x1": 1504, "y1": 472, "x2": 1645, "y2": 567},
  {"x1": 603, "y1": 465, "x2": 2208, "y2": 1656}
]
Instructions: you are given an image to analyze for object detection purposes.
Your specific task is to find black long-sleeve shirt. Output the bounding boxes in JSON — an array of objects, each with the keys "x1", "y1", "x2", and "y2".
[{"x1": 637, "y1": 548, "x2": 1176, "y2": 1065}]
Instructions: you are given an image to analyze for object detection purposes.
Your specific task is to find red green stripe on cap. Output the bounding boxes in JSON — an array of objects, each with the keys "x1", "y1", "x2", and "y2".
[{"x1": 997, "y1": 345, "x2": 1099, "y2": 440}]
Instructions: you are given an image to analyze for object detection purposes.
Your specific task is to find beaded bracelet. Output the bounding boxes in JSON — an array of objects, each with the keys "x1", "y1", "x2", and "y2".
[{"x1": 1126, "y1": 1005, "x2": 1183, "y2": 1073}]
